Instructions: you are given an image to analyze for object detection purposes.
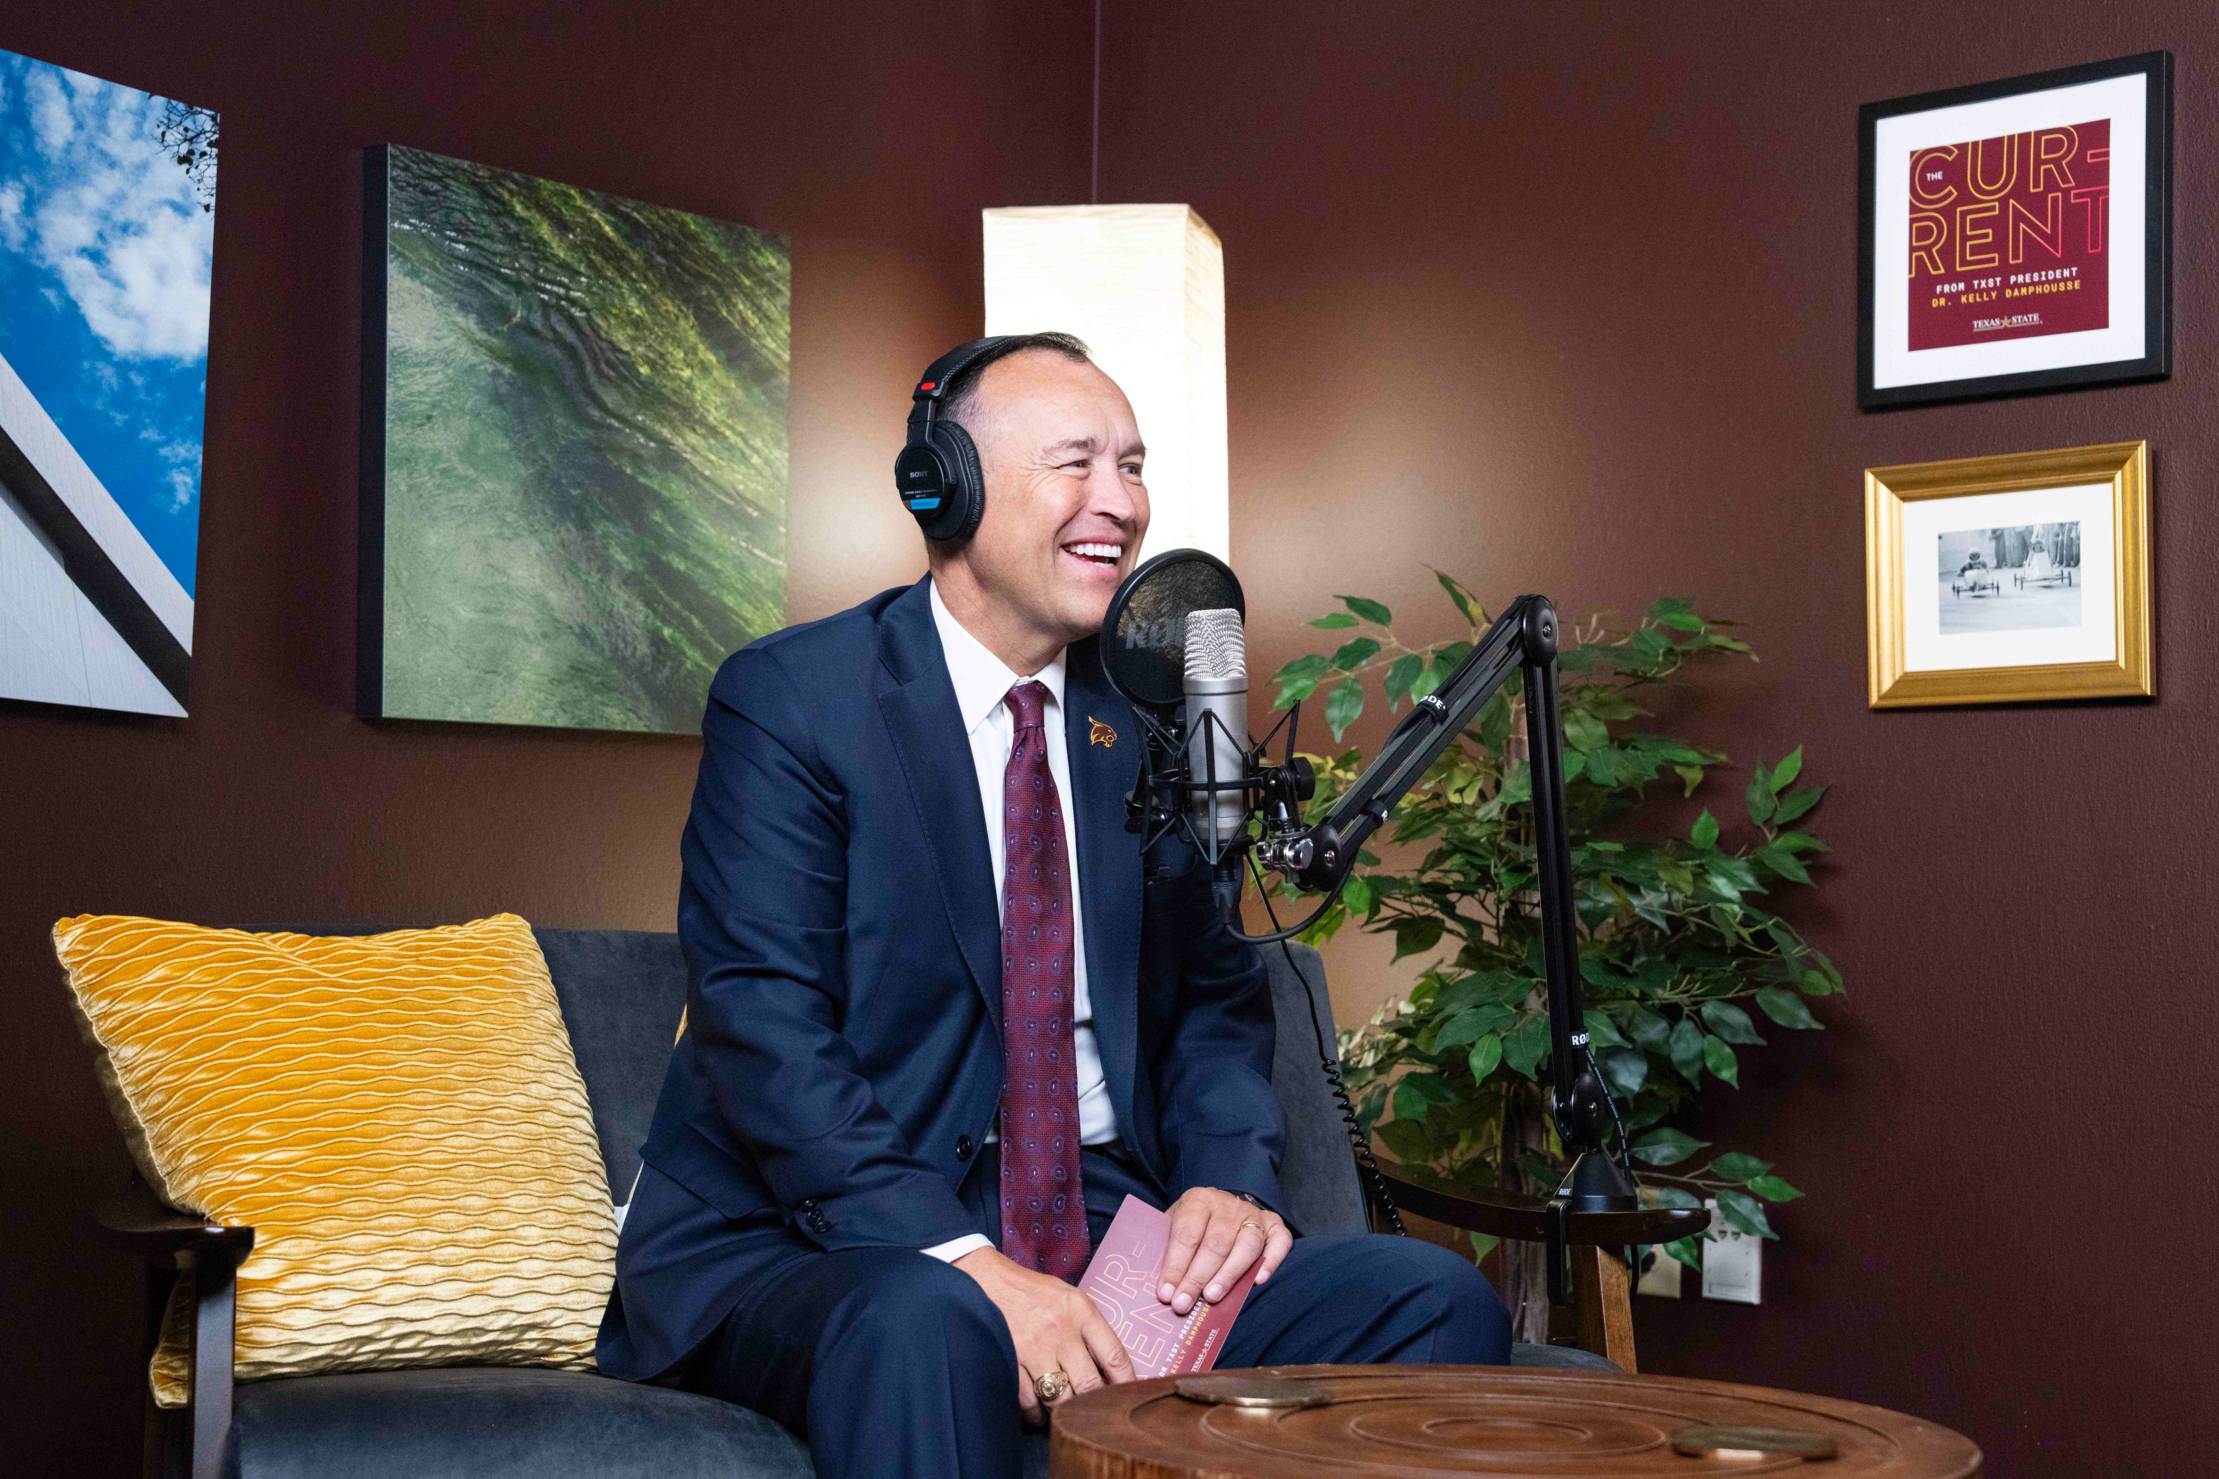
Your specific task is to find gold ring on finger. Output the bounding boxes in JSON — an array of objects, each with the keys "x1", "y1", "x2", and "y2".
[
  {"x1": 1033, "y1": 1369, "x2": 1070, "y2": 1403},
  {"x1": 1239, "y1": 1217, "x2": 1265, "y2": 1234}
]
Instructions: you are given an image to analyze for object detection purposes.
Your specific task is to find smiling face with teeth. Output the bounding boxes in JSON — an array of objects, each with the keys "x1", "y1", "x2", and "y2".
[{"x1": 927, "y1": 348, "x2": 1150, "y2": 676}]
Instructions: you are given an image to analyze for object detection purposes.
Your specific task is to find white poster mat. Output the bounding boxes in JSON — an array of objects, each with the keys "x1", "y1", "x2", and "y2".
[
  {"x1": 1901, "y1": 481, "x2": 2116, "y2": 673},
  {"x1": 1872, "y1": 72, "x2": 2147, "y2": 391}
]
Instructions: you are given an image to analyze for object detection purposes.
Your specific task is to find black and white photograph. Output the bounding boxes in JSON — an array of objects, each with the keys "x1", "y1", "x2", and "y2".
[
  {"x1": 1935, "y1": 521, "x2": 2080, "y2": 634},
  {"x1": 1867, "y1": 441, "x2": 2150, "y2": 708}
]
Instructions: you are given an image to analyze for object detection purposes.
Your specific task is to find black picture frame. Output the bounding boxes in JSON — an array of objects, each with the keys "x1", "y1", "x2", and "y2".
[{"x1": 1858, "y1": 51, "x2": 2171, "y2": 411}]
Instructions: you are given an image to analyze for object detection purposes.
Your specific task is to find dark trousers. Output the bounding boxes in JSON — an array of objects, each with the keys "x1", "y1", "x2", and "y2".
[{"x1": 677, "y1": 1142, "x2": 1510, "y2": 1479}]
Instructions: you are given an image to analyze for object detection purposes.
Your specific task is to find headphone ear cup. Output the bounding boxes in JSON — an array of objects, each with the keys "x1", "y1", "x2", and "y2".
[{"x1": 932, "y1": 420, "x2": 988, "y2": 543}]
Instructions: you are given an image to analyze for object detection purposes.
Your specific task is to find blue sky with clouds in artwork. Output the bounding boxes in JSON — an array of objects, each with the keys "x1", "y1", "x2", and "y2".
[{"x1": 0, "y1": 49, "x2": 214, "y2": 597}]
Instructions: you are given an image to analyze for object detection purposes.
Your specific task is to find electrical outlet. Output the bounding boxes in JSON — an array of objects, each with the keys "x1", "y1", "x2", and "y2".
[
  {"x1": 1700, "y1": 1198, "x2": 1761, "y2": 1304},
  {"x1": 1635, "y1": 1247, "x2": 1682, "y2": 1298}
]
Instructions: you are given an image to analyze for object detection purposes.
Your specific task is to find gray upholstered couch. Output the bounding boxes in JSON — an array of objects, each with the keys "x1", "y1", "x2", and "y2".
[{"x1": 97, "y1": 925, "x2": 1607, "y2": 1479}]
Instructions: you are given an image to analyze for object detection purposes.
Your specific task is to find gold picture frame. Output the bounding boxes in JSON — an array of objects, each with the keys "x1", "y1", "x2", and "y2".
[{"x1": 1866, "y1": 440, "x2": 2151, "y2": 708}]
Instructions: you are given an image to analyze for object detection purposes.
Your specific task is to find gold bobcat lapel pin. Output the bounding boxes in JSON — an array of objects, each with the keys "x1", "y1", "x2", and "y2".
[{"x1": 1087, "y1": 715, "x2": 1117, "y2": 749}]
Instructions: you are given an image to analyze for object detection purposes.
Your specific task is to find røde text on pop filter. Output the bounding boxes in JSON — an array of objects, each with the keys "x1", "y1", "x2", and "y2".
[{"x1": 1098, "y1": 548, "x2": 1245, "y2": 712}]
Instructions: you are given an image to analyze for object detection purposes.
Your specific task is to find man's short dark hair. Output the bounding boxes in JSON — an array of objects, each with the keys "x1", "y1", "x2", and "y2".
[{"x1": 939, "y1": 331, "x2": 1092, "y2": 432}]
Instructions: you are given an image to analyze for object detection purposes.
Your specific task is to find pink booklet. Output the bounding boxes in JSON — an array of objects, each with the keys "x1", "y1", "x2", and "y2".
[{"x1": 1076, "y1": 1195, "x2": 1258, "y2": 1377}]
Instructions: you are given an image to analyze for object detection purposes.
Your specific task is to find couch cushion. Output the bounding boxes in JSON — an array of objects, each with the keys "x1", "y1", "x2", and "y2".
[
  {"x1": 227, "y1": 1366, "x2": 1054, "y2": 1479},
  {"x1": 532, "y1": 927, "x2": 690, "y2": 1199}
]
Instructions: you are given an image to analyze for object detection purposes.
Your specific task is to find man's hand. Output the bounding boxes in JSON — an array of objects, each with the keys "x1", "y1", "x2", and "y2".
[
  {"x1": 953, "y1": 1245, "x2": 1133, "y2": 1425},
  {"x1": 1156, "y1": 1187, "x2": 1293, "y2": 1316}
]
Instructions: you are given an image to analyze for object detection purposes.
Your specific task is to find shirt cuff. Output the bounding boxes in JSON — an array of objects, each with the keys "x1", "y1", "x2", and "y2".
[{"x1": 921, "y1": 1233, "x2": 994, "y2": 1263}]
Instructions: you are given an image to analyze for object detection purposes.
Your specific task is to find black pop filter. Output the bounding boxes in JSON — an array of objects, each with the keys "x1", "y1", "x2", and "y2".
[{"x1": 1099, "y1": 548, "x2": 1245, "y2": 712}]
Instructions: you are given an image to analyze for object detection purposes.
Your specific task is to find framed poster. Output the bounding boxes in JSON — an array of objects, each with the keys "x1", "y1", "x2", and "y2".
[
  {"x1": 359, "y1": 145, "x2": 789, "y2": 734},
  {"x1": 1858, "y1": 52, "x2": 2170, "y2": 410},
  {"x1": 1865, "y1": 441, "x2": 2150, "y2": 708}
]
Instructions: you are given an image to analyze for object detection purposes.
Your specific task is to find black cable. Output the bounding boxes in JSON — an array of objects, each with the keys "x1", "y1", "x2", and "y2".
[{"x1": 1249, "y1": 856, "x2": 1406, "y2": 1237}]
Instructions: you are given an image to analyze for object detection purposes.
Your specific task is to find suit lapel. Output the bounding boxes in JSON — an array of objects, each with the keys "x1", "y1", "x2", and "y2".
[
  {"x1": 1063, "y1": 635, "x2": 1142, "y2": 1139},
  {"x1": 876, "y1": 579, "x2": 1003, "y2": 1026}
]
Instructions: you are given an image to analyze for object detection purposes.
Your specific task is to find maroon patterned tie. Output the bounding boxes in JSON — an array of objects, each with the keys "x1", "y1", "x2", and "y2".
[{"x1": 995, "y1": 680, "x2": 1091, "y2": 1280}]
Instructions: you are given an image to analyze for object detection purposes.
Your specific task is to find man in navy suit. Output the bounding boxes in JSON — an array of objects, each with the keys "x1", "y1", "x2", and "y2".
[{"x1": 598, "y1": 333, "x2": 1509, "y2": 1476}]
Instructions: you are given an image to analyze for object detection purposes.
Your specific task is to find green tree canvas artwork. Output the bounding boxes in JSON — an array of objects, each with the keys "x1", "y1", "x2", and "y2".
[{"x1": 362, "y1": 145, "x2": 789, "y2": 734}]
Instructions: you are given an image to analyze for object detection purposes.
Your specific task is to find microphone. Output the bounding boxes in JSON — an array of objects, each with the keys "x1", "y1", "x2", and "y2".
[{"x1": 1183, "y1": 608, "x2": 1250, "y2": 920}]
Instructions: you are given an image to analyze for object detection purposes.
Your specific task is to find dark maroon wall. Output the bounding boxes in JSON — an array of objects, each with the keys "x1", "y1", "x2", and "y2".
[
  {"x1": 0, "y1": 3, "x2": 1086, "y2": 1471},
  {"x1": 1101, "y1": 4, "x2": 2215, "y2": 1475}
]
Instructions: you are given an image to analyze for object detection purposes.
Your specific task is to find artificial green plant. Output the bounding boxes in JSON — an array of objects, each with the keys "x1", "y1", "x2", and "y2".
[{"x1": 1271, "y1": 573, "x2": 1837, "y2": 1274}]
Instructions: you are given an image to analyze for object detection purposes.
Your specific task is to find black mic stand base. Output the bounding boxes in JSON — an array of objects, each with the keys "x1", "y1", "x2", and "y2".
[{"x1": 1546, "y1": 1148, "x2": 1641, "y2": 1307}]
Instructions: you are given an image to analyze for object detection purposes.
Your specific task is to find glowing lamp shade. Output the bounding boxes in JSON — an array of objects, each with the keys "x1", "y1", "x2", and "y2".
[{"x1": 982, "y1": 205, "x2": 1228, "y2": 562}]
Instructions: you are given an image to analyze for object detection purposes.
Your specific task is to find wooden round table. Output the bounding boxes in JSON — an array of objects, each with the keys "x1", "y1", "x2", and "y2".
[{"x1": 1049, "y1": 1365, "x2": 1981, "y2": 1477}]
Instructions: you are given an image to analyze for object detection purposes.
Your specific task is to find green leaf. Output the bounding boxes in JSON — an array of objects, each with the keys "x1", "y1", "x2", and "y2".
[
  {"x1": 1388, "y1": 915, "x2": 1444, "y2": 961},
  {"x1": 1332, "y1": 636, "x2": 1382, "y2": 671},
  {"x1": 1771, "y1": 785, "x2": 1827, "y2": 825},
  {"x1": 1563, "y1": 709, "x2": 1609, "y2": 753},
  {"x1": 1799, "y1": 968, "x2": 1838, "y2": 998},
  {"x1": 1467, "y1": 1034, "x2": 1503, "y2": 1085},
  {"x1": 1434, "y1": 569, "x2": 1482, "y2": 625},
  {"x1": 1651, "y1": 1186, "x2": 1704, "y2": 1210},
  {"x1": 1745, "y1": 764, "x2": 1776, "y2": 825},
  {"x1": 1708, "y1": 1151, "x2": 1771, "y2": 1183},
  {"x1": 1410, "y1": 656, "x2": 1446, "y2": 703},
  {"x1": 1674, "y1": 764, "x2": 1705, "y2": 797},
  {"x1": 1600, "y1": 1047, "x2": 1647, "y2": 1096},
  {"x1": 1663, "y1": 1235, "x2": 1704, "y2": 1270},
  {"x1": 1503, "y1": 1014, "x2": 1552, "y2": 1079},
  {"x1": 1653, "y1": 608, "x2": 1706, "y2": 632},
  {"x1": 1309, "y1": 612, "x2": 1359, "y2": 629},
  {"x1": 1701, "y1": 1035, "x2": 1739, "y2": 1086},
  {"x1": 1715, "y1": 1188, "x2": 1777, "y2": 1240},
  {"x1": 1468, "y1": 1230, "x2": 1500, "y2": 1262},
  {"x1": 1383, "y1": 654, "x2": 1424, "y2": 710},
  {"x1": 1339, "y1": 595, "x2": 1393, "y2": 626},
  {"x1": 1434, "y1": 1004, "x2": 1513, "y2": 1052},
  {"x1": 1632, "y1": 1127, "x2": 1709, "y2": 1167},
  {"x1": 1668, "y1": 1018, "x2": 1705, "y2": 1082},
  {"x1": 1753, "y1": 985, "x2": 1822, "y2": 1029},
  {"x1": 1690, "y1": 809, "x2": 1719, "y2": 850},
  {"x1": 1581, "y1": 1010, "x2": 1628, "y2": 1049},
  {"x1": 1766, "y1": 745, "x2": 1801, "y2": 793},
  {"x1": 1325, "y1": 677, "x2": 1365, "y2": 742},
  {"x1": 1747, "y1": 1175, "x2": 1803, "y2": 1202},
  {"x1": 1340, "y1": 874, "x2": 1375, "y2": 918},
  {"x1": 1376, "y1": 1116, "x2": 1432, "y2": 1163},
  {"x1": 1392, "y1": 1079, "x2": 1433, "y2": 1123},
  {"x1": 1274, "y1": 653, "x2": 1329, "y2": 706},
  {"x1": 1699, "y1": 1001, "x2": 1766, "y2": 1045},
  {"x1": 1754, "y1": 845, "x2": 1812, "y2": 884},
  {"x1": 1473, "y1": 694, "x2": 1511, "y2": 752},
  {"x1": 1627, "y1": 1005, "x2": 1671, "y2": 1050}
]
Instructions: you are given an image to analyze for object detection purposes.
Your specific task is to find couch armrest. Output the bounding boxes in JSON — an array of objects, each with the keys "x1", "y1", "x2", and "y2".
[
  {"x1": 93, "y1": 1181, "x2": 250, "y2": 1479},
  {"x1": 95, "y1": 1180, "x2": 255, "y2": 1266}
]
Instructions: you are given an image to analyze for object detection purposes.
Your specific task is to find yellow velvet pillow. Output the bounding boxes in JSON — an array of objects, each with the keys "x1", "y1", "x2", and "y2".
[{"x1": 53, "y1": 912, "x2": 618, "y2": 1406}]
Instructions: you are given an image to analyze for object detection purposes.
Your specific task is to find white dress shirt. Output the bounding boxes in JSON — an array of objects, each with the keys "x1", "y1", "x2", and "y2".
[{"x1": 920, "y1": 577, "x2": 1120, "y2": 1263}]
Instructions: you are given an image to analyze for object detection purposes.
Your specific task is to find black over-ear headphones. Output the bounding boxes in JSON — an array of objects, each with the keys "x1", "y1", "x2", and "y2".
[{"x1": 893, "y1": 336, "x2": 1014, "y2": 543}]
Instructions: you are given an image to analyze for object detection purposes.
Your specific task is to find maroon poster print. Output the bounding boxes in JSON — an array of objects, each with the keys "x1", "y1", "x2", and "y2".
[{"x1": 1906, "y1": 119, "x2": 2109, "y2": 350}]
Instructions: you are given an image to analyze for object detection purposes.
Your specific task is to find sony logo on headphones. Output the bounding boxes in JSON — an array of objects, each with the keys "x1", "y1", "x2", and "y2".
[{"x1": 904, "y1": 467, "x2": 934, "y2": 483}]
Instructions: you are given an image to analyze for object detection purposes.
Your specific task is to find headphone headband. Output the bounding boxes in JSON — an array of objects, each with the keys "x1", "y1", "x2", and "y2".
[{"x1": 907, "y1": 336, "x2": 1016, "y2": 431}]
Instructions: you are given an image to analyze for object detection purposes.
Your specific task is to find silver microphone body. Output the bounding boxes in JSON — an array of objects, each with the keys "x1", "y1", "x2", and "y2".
[{"x1": 1182, "y1": 608, "x2": 1250, "y2": 864}]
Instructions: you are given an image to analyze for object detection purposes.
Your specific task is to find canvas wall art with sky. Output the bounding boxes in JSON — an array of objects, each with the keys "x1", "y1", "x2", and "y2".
[
  {"x1": 0, "y1": 48, "x2": 214, "y2": 714},
  {"x1": 364, "y1": 145, "x2": 790, "y2": 735}
]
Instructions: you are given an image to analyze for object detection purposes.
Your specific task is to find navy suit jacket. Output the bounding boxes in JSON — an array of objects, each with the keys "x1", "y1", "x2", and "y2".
[{"x1": 597, "y1": 576, "x2": 1287, "y2": 1382}]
